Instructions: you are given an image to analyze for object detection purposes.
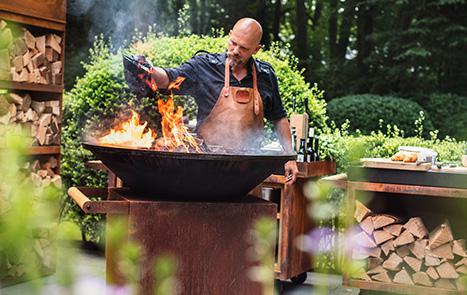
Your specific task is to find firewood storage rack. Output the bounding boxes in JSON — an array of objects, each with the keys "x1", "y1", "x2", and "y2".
[{"x1": 322, "y1": 172, "x2": 467, "y2": 295}]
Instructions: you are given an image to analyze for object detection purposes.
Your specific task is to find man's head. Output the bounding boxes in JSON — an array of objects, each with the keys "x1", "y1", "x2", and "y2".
[{"x1": 227, "y1": 18, "x2": 263, "y2": 69}]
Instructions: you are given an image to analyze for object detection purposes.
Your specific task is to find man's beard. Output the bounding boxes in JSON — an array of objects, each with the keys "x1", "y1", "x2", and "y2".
[{"x1": 228, "y1": 53, "x2": 243, "y2": 69}]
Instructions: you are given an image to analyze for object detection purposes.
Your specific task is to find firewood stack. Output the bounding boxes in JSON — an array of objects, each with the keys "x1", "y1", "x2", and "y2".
[
  {"x1": 351, "y1": 200, "x2": 467, "y2": 291},
  {"x1": 0, "y1": 228, "x2": 55, "y2": 280},
  {"x1": 0, "y1": 19, "x2": 62, "y2": 85},
  {"x1": 26, "y1": 157, "x2": 62, "y2": 189},
  {"x1": 0, "y1": 92, "x2": 60, "y2": 146}
]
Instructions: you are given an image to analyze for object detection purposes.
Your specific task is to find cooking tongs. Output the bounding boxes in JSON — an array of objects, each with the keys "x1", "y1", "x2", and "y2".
[{"x1": 122, "y1": 53, "x2": 156, "y2": 98}]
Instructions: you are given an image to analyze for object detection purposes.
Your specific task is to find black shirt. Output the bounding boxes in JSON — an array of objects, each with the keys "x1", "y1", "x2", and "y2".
[{"x1": 164, "y1": 53, "x2": 287, "y2": 128}]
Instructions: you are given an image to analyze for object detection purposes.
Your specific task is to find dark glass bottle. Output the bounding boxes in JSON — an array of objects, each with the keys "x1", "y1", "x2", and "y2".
[
  {"x1": 306, "y1": 127, "x2": 315, "y2": 162},
  {"x1": 313, "y1": 137, "x2": 320, "y2": 161},
  {"x1": 297, "y1": 138, "x2": 306, "y2": 162},
  {"x1": 291, "y1": 127, "x2": 297, "y2": 152}
]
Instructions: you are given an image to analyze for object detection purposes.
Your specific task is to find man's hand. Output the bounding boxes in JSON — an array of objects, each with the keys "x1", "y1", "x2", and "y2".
[{"x1": 284, "y1": 160, "x2": 298, "y2": 184}]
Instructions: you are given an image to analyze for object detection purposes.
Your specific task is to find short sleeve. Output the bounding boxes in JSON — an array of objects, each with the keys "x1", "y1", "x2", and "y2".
[{"x1": 264, "y1": 72, "x2": 287, "y2": 121}]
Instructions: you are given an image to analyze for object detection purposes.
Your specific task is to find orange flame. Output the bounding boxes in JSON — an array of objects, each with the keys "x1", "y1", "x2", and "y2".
[
  {"x1": 100, "y1": 110, "x2": 156, "y2": 149},
  {"x1": 99, "y1": 76, "x2": 202, "y2": 153}
]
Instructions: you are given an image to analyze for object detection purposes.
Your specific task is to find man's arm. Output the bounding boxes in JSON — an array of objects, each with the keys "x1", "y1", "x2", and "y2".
[
  {"x1": 274, "y1": 117, "x2": 299, "y2": 184},
  {"x1": 149, "y1": 67, "x2": 170, "y2": 89}
]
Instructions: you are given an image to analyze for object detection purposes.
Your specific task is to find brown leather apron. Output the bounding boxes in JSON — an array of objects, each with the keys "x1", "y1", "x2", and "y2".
[{"x1": 198, "y1": 58, "x2": 264, "y2": 150}]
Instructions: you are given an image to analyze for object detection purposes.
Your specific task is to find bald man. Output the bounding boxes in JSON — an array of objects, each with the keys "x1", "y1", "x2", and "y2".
[{"x1": 139, "y1": 18, "x2": 298, "y2": 183}]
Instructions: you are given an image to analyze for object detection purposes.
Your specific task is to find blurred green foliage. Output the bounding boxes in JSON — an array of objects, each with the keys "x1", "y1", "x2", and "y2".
[
  {"x1": 0, "y1": 129, "x2": 62, "y2": 289},
  {"x1": 326, "y1": 94, "x2": 434, "y2": 137}
]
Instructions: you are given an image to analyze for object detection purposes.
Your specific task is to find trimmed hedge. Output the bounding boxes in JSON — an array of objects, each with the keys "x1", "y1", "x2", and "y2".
[
  {"x1": 62, "y1": 34, "x2": 327, "y2": 243},
  {"x1": 420, "y1": 93, "x2": 467, "y2": 140},
  {"x1": 326, "y1": 94, "x2": 434, "y2": 137}
]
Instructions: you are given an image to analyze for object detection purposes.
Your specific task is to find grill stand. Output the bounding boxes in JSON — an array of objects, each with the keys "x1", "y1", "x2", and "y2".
[{"x1": 68, "y1": 187, "x2": 276, "y2": 295}]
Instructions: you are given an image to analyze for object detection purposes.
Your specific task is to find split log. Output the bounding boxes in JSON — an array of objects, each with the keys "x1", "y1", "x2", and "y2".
[
  {"x1": 396, "y1": 245, "x2": 411, "y2": 258},
  {"x1": 13, "y1": 55, "x2": 23, "y2": 72},
  {"x1": 46, "y1": 34, "x2": 61, "y2": 53},
  {"x1": 393, "y1": 268, "x2": 414, "y2": 285},
  {"x1": 51, "y1": 61, "x2": 61, "y2": 75},
  {"x1": 434, "y1": 278, "x2": 456, "y2": 290},
  {"x1": 35, "y1": 35, "x2": 46, "y2": 54},
  {"x1": 383, "y1": 224, "x2": 403, "y2": 237},
  {"x1": 372, "y1": 214, "x2": 397, "y2": 230},
  {"x1": 371, "y1": 271, "x2": 392, "y2": 283},
  {"x1": 38, "y1": 113, "x2": 52, "y2": 127},
  {"x1": 430, "y1": 242, "x2": 454, "y2": 260},
  {"x1": 382, "y1": 252, "x2": 403, "y2": 271},
  {"x1": 368, "y1": 257, "x2": 384, "y2": 270},
  {"x1": 412, "y1": 272, "x2": 433, "y2": 287},
  {"x1": 359, "y1": 216, "x2": 374, "y2": 235},
  {"x1": 14, "y1": 38, "x2": 28, "y2": 56},
  {"x1": 425, "y1": 253, "x2": 442, "y2": 267},
  {"x1": 354, "y1": 200, "x2": 371, "y2": 223},
  {"x1": 426, "y1": 266, "x2": 440, "y2": 280},
  {"x1": 393, "y1": 230, "x2": 415, "y2": 247},
  {"x1": 453, "y1": 240, "x2": 467, "y2": 258},
  {"x1": 404, "y1": 256, "x2": 422, "y2": 272},
  {"x1": 353, "y1": 231, "x2": 377, "y2": 248},
  {"x1": 353, "y1": 270, "x2": 372, "y2": 281},
  {"x1": 373, "y1": 230, "x2": 393, "y2": 245},
  {"x1": 429, "y1": 220, "x2": 454, "y2": 249},
  {"x1": 404, "y1": 217, "x2": 428, "y2": 239},
  {"x1": 436, "y1": 261, "x2": 459, "y2": 279},
  {"x1": 31, "y1": 101, "x2": 45, "y2": 114},
  {"x1": 23, "y1": 29, "x2": 36, "y2": 50},
  {"x1": 381, "y1": 239, "x2": 395, "y2": 256},
  {"x1": 409, "y1": 239, "x2": 427, "y2": 260},
  {"x1": 367, "y1": 265, "x2": 386, "y2": 275}
]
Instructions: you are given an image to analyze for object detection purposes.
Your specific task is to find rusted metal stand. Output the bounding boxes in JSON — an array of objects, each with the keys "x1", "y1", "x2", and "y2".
[
  {"x1": 68, "y1": 187, "x2": 276, "y2": 295},
  {"x1": 255, "y1": 161, "x2": 337, "y2": 283}
]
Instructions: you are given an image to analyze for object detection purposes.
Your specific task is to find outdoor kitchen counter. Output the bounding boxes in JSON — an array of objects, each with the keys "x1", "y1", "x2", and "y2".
[{"x1": 321, "y1": 169, "x2": 467, "y2": 295}]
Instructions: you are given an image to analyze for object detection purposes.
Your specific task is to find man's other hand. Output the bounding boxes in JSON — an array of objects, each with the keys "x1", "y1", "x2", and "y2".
[{"x1": 284, "y1": 160, "x2": 298, "y2": 184}]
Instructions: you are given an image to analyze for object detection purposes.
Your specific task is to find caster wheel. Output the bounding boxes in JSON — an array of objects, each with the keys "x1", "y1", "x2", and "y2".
[
  {"x1": 274, "y1": 279, "x2": 284, "y2": 293},
  {"x1": 290, "y1": 272, "x2": 307, "y2": 285}
]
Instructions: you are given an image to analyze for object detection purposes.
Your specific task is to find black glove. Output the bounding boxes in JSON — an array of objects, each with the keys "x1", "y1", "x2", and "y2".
[{"x1": 123, "y1": 53, "x2": 157, "y2": 98}]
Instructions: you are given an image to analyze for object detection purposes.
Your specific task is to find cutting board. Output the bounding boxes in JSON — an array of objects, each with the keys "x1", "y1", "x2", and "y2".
[
  {"x1": 290, "y1": 113, "x2": 308, "y2": 150},
  {"x1": 360, "y1": 158, "x2": 432, "y2": 171}
]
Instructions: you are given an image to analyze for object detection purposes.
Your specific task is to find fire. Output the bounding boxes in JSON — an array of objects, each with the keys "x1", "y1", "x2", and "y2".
[
  {"x1": 100, "y1": 110, "x2": 156, "y2": 149},
  {"x1": 99, "y1": 76, "x2": 202, "y2": 153}
]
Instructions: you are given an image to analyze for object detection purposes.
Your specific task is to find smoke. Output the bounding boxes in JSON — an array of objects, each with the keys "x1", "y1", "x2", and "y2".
[{"x1": 68, "y1": 0, "x2": 163, "y2": 48}]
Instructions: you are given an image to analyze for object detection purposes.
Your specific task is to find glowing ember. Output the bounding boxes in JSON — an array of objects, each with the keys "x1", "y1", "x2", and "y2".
[
  {"x1": 100, "y1": 110, "x2": 156, "y2": 149},
  {"x1": 99, "y1": 76, "x2": 202, "y2": 153}
]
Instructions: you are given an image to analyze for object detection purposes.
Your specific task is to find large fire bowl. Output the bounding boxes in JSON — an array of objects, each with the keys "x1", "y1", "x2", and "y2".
[{"x1": 83, "y1": 142, "x2": 294, "y2": 201}]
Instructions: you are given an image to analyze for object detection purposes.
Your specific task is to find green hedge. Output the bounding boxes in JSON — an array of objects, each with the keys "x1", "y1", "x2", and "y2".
[
  {"x1": 419, "y1": 93, "x2": 467, "y2": 140},
  {"x1": 62, "y1": 34, "x2": 328, "y2": 243},
  {"x1": 326, "y1": 94, "x2": 434, "y2": 137}
]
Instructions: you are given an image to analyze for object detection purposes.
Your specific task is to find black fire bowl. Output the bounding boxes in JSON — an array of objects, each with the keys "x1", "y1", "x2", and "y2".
[{"x1": 83, "y1": 142, "x2": 294, "y2": 202}]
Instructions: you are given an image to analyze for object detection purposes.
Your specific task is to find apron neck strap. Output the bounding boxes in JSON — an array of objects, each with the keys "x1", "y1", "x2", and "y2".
[{"x1": 224, "y1": 57, "x2": 259, "y2": 93}]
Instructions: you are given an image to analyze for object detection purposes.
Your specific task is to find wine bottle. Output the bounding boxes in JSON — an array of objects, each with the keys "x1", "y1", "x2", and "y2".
[
  {"x1": 306, "y1": 127, "x2": 315, "y2": 162},
  {"x1": 297, "y1": 138, "x2": 306, "y2": 162},
  {"x1": 291, "y1": 127, "x2": 297, "y2": 152},
  {"x1": 313, "y1": 137, "x2": 320, "y2": 161}
]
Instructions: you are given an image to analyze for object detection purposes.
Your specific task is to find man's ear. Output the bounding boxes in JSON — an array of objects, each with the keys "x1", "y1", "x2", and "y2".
[{"x1": 253, "y1": 44, "x2": 262, "y2": 55}]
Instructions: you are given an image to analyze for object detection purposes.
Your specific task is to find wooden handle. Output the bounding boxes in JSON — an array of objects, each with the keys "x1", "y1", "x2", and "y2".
[
  {"x1": 68, "y1": 187, "x2": 92, "y2": 212},
  {"x1": 67, "y1": 187, "x2": 128, "y2": 214}
]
